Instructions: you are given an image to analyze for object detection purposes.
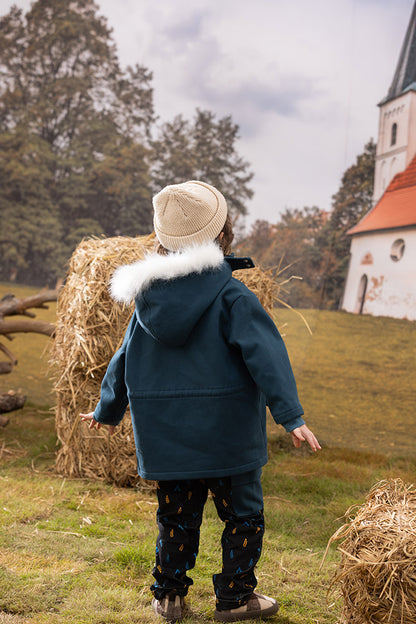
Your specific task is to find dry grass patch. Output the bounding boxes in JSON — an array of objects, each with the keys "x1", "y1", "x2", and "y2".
[{"x1": 0, "y1": 548, "x2": 86, "y2": 577}]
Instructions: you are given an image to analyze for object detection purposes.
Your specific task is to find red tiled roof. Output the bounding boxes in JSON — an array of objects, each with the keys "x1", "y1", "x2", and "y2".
[
  {"x1": 388, "y1": 153, "x2": 416, "y2": 191},
  {"x1": 348, "y1": 154, "x2": 416, "y2": 235}
]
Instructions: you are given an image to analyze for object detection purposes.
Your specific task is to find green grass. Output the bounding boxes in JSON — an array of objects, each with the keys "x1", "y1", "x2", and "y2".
[
  {"x1": 274, "y1": 308, "x2": 416, "y2": 457},
  {"x1": 1, "y1": 415, "x2": 415, "y2": 624},
  {"x1": 0, "y1": 283, "x2": 415, "y2": 623}
]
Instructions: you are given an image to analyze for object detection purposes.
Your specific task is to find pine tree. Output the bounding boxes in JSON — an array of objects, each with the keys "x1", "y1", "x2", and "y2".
[{"x1": 151, "y1": 109, "x2": 253, "y2": 220}]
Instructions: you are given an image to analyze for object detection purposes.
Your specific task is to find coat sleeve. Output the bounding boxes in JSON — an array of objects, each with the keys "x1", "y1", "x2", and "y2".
[
  {"x1": 228, "y1": 292, "x2": 305, "y2": 432},
  {"x1": 93, "y1": 312, "x2": 137, "y2": 426}
]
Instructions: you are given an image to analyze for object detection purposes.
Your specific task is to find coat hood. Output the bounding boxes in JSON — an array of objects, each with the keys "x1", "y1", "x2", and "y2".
[{"x1": 110, "y1": 242, "x2": 231, "y2": 346}]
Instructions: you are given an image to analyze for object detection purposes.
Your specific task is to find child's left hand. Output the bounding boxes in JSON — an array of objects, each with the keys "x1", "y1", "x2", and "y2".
[
  {"x1": 80, "y1": 412, "x2": 117, "y2": 435},
  {"x1": 290, "y1": 424, "x2": 321, "y2": 452}
]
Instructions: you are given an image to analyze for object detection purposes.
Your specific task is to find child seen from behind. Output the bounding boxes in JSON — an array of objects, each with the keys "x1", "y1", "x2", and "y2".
[{"x1": 81, "y1": 180, "x2": 321, "y2": 622}]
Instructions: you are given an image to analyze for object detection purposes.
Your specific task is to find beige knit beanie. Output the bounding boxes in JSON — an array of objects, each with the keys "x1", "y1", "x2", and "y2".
[{"x1": 152, "y1": 180, "x2": 228, "y2": 251}]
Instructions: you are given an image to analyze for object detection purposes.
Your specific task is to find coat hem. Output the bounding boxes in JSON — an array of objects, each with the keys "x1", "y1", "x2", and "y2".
[{"x1": 137, "y1": 457, "x2": 267, "y2": 482}]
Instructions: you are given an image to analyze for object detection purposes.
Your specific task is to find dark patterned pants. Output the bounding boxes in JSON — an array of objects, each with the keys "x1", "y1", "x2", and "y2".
[{"x1": 150, "y1": 469, "x2": 265, "y2": 611}]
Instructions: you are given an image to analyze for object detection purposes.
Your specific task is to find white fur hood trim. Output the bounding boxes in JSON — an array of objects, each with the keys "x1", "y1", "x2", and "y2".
[{"x1": 110, "y1": 241, "x2": 225, "y2": 304}]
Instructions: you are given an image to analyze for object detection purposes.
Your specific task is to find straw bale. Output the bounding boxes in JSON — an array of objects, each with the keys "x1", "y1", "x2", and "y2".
[
  {"x1": 328, "y1": 479, "x2": 416, "y2": 624},
  {"x1": 52, "y1": 234, "x2": 280, "y2": 487}
]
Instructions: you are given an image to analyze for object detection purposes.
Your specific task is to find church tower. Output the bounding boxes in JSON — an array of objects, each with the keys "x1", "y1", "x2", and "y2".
[{"x1": 373, "y1": 1, "x2": 416, "y2": 203}]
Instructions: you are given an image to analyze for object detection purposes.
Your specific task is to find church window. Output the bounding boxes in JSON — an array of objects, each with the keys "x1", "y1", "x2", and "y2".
[
  {"x1": 391, "y1": 122, "x2": 397, "y2": 146},
  {"x1": 390, "y1": 238, "x2": 405, "y2": 261}
]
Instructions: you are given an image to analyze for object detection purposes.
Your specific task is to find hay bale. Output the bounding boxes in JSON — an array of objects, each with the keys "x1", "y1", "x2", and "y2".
[
  {"x1": 51, "y1": 234, "x2": 280, "y2": 487},
  {"x1": 328, "y1": 479, "x2": 416, "y2": 624}
]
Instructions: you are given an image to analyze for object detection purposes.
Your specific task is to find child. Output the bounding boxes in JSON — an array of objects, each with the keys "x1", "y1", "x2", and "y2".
[{"x1": 81, "y1": 180, "x2": 321, "y2": 623}]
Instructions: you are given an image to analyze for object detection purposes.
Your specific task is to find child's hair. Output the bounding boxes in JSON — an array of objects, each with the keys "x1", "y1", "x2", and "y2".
[{"x1": 155, "y1": 215, "x2": 234, "y2": 256}]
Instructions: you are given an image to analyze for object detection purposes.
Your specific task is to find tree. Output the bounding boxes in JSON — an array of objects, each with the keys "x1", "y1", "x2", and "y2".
[
  {"x1": 322, "y1": 139, "x2": 376, "y2": 306},
  {"x1": 0, "y1": 0, "x2": 154, "y2": 285},
  {"x1": 239, "y1": 208, "x2": 330, "y2": 308},
  {"x1": 89, "y1": 138, "x2": 152, "y2": 237},
  {"x1": 0, "y1": 2, "x2": 154, "y2": 144},
  {"x1": 240, "y1": 140, "x2": 376, "y2": 309},
  {"x1": 151, "y1": 109, "x2": 254, "y2": 220},
  {"x1": 0, "y1": 1, "x2": 256, "y2": 286},
  {"x1": 0, "y1": 128, "x2": 65, "y2": 284}
]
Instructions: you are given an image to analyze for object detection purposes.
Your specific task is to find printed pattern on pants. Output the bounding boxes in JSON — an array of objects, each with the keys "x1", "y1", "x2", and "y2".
[{"x1": 150, "y1": 474, "x2": 264, "y2": 611}]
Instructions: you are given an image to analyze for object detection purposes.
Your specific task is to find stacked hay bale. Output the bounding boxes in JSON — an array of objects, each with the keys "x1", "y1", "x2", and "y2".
[
  {"x1": 51, "y1": 234, "x2": 280, "y2": 487},
  {"x1": 328, "y1": 479, "x2": 416, "y2": 624}
]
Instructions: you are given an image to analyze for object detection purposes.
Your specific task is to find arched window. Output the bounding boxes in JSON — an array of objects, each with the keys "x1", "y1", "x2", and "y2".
[
  {"x1": 391, "y1": 122, "x2": 397, "y2": 146},
  {"x1": 390, "y1": 238, "x2": 405, "y2": 261},
  {"x1": 355, "y1": 275, "x2": 368, "y2": 315}
]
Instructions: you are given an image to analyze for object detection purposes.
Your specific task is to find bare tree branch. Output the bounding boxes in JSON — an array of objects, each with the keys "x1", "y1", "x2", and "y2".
[
  {"x1": 0, "y1": 318, "x2": 55, "y2": 337},
  {"x1": 0, "y1": 289, "x2": 58, "y2": 318}
]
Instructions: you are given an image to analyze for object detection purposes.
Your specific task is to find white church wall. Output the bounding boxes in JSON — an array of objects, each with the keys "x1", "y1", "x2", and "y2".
[
  {"x1": 373, "y1": 91, "x2": 416, "y2": 203},
  {"x1": 342, "y1": 228, "x2": 416, "y2": 320},
  {"x1": 407, "y1": 93, "x2": 416, "y2": 163}
]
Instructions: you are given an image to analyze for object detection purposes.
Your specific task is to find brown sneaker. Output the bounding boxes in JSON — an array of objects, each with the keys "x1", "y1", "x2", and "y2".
[
  {"x1": 214, "y1": 592, "x2": 279, "y2": 622},
  {"x1": 152, "y1": 593, "x2": 185, "y2": 622}
]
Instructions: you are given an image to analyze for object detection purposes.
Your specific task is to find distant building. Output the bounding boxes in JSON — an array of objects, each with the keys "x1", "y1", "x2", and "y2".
[{"x1": 342, "y1": 2, "x2": 416, "y2": 320}]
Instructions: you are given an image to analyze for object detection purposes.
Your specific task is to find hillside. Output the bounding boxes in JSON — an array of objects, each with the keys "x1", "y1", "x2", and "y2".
[{"x1": 274, "y1": 308, "x2": 416, "y2": 457}]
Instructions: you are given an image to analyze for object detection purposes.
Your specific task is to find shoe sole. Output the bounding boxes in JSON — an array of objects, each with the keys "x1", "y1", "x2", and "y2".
[
  {"x1": 214, "y1": 601, "x2": 279, "y2": 622},
  {"x1": 152, "y1": 597, "x2": 183, "y2": 623}
]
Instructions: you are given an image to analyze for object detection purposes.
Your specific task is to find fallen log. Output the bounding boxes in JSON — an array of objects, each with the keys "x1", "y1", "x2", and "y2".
[
  {"x1": 0, "y1": 289, "x2": 56, "y2": 426},
  {"x1": 0, "y1": 392, "x2": 26, "y2": 413},
  {"x1": 0, "y1": 288, "x2": 58, "y2": 375}
]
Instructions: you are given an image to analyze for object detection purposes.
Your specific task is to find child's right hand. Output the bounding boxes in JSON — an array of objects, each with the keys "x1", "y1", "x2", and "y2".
[
  {"x1": 80, "y1": 412, "x2": 117, "y2": 435},
  {"x1": 290, "y1": 424, "x2": 321, "y2": 452}
]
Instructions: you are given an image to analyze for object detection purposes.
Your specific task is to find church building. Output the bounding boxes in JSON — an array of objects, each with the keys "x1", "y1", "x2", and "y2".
[{"x1": 342, "y1": 2, "x2": 416, "y2": 320}]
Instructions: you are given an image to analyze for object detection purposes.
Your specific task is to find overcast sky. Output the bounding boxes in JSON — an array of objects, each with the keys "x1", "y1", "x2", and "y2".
[{"x1": 1, "y1": 0, "x2": 415, "y2": 227}]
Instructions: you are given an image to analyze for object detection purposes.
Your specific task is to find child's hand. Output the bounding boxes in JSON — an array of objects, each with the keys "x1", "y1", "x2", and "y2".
[
  {"x1": 80, "y1": 412, "x2": 117, "y2": 435},
  {"x1": 290, "y1": 424, "x2": 321, "y2": 452}
]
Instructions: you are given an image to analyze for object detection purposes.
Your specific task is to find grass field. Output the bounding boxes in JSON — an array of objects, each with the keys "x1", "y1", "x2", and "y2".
[
  {"x1": 0, "y1": 283, "x2": 415, "y2": 623},
  {"x1": 277, "y1": 308, "x2": 416, "y2": 457}
]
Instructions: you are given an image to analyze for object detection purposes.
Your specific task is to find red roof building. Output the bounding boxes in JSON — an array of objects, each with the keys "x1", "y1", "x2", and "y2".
[
  {"x1": 349, "y1": 154, "x2": 416, "y2": 235},
  {"x1": 342, "y1": 2, "x2": 416, "y2": 320}
]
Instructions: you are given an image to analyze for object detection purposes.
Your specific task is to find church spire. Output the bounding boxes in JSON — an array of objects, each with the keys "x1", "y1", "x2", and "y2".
[{"x1": 383, "y1": 1, "x2": 416, "y2": 103}]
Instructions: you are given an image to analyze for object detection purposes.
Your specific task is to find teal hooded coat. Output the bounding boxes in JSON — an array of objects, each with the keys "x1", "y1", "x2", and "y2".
[{"x1": 93, "y1": 242, "x2": 305, "y2": 480}]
